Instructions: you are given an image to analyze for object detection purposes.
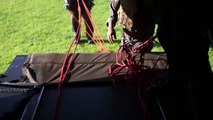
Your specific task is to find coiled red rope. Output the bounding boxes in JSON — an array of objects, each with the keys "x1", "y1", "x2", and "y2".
[
  {"x1": 108, "y1": 35, "x2": 157, "y2": 120},
  {"x1": 54, "y1": 0, "x2": 159, "y2": 119}
]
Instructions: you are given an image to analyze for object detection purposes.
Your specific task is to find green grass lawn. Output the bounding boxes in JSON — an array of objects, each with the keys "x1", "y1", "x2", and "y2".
[{"x1": 0, "y1": 0, "x2": 212, "y2": 73}]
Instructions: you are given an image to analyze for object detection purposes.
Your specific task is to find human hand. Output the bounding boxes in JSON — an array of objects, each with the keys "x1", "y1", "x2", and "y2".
[{"x1": 107, "y1": 28, "x2": 116, "y2": 43}]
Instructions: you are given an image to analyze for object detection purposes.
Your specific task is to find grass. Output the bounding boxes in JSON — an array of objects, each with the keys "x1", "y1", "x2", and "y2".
[{"x1": 0, "y1": 0, "x2": 212, "y2": 73}]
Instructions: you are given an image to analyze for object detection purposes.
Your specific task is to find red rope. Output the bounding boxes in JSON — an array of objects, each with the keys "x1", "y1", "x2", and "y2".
[
  {"x1": 108, "y1": 35, "x2": 158, "y2": 120},
  {"x1": 81, "y1": 0, "x2": 109, "y2": 53},
  {"x1": 53, "y1": 0, "x2": 112, "y2": 119},
  {"x1": 53, "y1": 0, "x2": 83, "y2": 119},
  {"x1": 54, "y1": 1, "x2": 161, "y2": 119}
]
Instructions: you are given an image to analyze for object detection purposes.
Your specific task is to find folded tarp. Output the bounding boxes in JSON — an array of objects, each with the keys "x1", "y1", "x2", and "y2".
[
  {"x1": 1, "y1": 52, "x2": 168, "y2": 120},
  {"x1": 20, "y1": 52, "x2": 168, "y2": 84}
]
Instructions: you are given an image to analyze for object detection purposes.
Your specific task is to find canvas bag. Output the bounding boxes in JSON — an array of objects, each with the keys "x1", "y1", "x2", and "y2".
[
  {"x1": 20, "y1": 53, "x2": 168, "y2": 84},
  {"x1": 20, "y1": 53, "x2": 121, "y2": 83}
]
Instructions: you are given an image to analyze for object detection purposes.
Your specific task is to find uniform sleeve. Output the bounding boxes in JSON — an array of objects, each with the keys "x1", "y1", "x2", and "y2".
[{"x1": 106, "y1": 0, "x2": 120, "y2": 27}]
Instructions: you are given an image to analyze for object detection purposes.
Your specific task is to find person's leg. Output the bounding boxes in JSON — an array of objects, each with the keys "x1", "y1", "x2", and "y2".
[
  {"x1": 156, "y1": 1, "x2": 196, "y2": 119},
  {"x1": 82, "y1": 11, "x2": 94, "y2": 44},
  {"x1": 68, "y1": 5, "x2": 81, "y2": 44},
  {"x1": 71, "y1": 10, "x2": 81, "y2": 44},
  {"x1": 186, "y1": 7, "x2": 213, "y2": 120},
  {"x1": 157, "y1": 1, "x2": 213, "y2": 119},
  {"x1": 80, "y1": 0, "x2": 94, "y2": 44}
]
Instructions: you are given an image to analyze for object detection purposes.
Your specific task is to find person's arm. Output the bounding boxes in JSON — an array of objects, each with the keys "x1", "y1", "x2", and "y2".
[
  {"x1": 106, "y1": 0, "x2": 120, "y2": 43},
  {"x1": 107, "y1": 19, "x2": 117, "y2": 43}
]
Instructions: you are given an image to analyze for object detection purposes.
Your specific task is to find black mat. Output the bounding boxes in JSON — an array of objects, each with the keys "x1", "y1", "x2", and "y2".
[
  {"x1": 1, "y1": 55, "x2": 27, "y2": 82},
  {"x1": 0, "y1": 55, "x2": 165, "y2": 120}
]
